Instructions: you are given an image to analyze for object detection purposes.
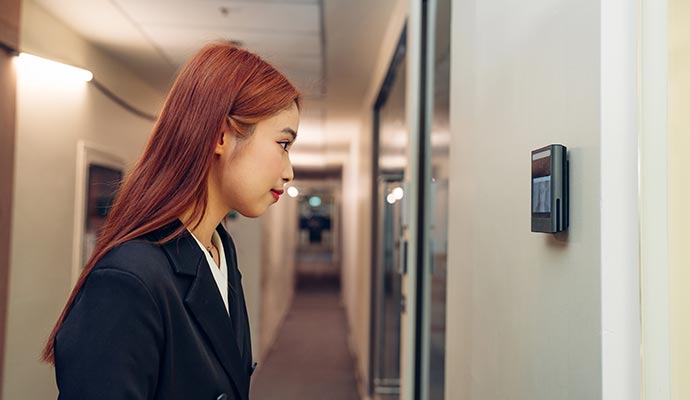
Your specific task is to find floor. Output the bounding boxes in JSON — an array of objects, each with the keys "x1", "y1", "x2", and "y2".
[{"x1": 249, "y1": 274, "x2": 361, "y2": 400}]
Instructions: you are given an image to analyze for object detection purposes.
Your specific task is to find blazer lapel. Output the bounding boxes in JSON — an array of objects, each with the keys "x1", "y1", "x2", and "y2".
[
  {"x1": 153, "y1": 221, "x2": 249, "y2": 400},
  {"x1": 185, "y1": 264, "x2": 249, "y2": 398},
  {"x1": 217, "y1": 228, "x2": 243, "y2": 355}
]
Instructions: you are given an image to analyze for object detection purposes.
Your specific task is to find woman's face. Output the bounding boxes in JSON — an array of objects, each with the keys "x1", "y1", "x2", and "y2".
[{"x1": 211, "y1": 102, "x2": 299, "y2": 218}]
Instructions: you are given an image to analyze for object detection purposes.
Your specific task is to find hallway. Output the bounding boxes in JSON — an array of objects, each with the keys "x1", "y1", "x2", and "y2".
[
  {"x1": 249, "y1": 277, "x2": 360, "y2": 400},
  {"x1": 3, "y1": 0, "x2": 685, "y2": 398}
]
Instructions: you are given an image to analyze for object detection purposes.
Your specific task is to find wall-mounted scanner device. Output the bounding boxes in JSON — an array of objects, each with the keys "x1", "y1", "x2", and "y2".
[{"x1": 531, "y1": 144, "x2": 569, "y2": 233}]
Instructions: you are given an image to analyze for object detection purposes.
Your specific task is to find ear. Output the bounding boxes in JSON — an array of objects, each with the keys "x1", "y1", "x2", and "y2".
[
  {"x1": 214, "y1": 118, "x2": 235, "y2": 156},
  {"x1": 214, "y1": 132, "x2": 226, "y2": 156}
]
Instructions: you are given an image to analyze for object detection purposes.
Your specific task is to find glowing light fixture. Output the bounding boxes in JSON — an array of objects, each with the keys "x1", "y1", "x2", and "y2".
[
  {"x1": 386, "y1": 186, "x2": 404, "y2": 205},
  {"x1": 391, "y1": 186, "x2": 404, "y2": 200},
  {"x1": 308, "y1": 196, "x2": 322, "y2": 207},
  {"x1": 287, "y1": 186, "x2": 299, "y2": 198},
  {"x1": 15, "y1": 53, "x2": 93, "y2": 82}
]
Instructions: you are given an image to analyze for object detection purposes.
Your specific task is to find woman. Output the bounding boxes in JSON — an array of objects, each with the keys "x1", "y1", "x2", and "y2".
[{"x1": 42, "y1": 43, "x2": 300, "y2": 400}]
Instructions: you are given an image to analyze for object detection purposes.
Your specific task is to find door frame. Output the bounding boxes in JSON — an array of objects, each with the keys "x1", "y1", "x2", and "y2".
[
  {"x1": 369, "y1": 24, "x2": 408, "y2": 397},
  {"x1": 638, "y1": 0, "x2": 671, "y2": 398}
]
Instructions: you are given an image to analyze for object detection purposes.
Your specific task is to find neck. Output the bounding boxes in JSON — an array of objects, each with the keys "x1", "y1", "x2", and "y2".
[
  {"x1": 182, "y1": 170, "x2": 233, "y2": 247},
  {"x1": 179, "y1": 199, "x2": 229, "y2": 248}
]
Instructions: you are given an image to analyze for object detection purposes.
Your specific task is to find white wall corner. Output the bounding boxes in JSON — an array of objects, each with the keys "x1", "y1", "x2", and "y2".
[
  {"x1": 600, "y1": 0, "x2": 642, "y2": 399},
  {"x1": 639, "y1": 0, "x2": 671, "y2": 398}
]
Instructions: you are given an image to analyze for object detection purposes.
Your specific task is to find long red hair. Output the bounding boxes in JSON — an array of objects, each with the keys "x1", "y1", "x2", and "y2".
[{"x1": 42, "y1": 43, "x2": 300, "y2": 363}]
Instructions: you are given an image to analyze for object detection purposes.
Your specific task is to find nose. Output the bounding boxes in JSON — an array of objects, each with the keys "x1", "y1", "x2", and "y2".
[{"x1": 281, "y1": 154, "x2": 294, "y2": 184}]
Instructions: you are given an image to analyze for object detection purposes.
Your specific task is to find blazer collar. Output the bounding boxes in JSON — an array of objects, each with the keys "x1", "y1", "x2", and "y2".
[
  {"x1": 148, "y1": 220, "x2": 200, "y2": 276},
  {"x1": 150, "y1": 220, "x2": 249, "y2": 400}
]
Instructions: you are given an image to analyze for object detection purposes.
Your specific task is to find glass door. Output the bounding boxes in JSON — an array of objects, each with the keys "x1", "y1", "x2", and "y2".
[
  {"x1": 370, "y1": 27, "x2": 407, "y2": 399},
  {"x1": 373, "y1": 175, "x2": 405, "y2": 397},
  {"x1": 420, "y1": 0, "x2": 451, "y2": 398}
]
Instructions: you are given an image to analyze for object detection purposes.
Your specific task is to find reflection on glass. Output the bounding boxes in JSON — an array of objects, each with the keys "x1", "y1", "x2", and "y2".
[
  {"x1": 425, "y1": 0, "x2": 450, "y2": 398},
  {"x1": 83, "y1": 164, "x2": 122, "y2": 268},
  {"x1": 372, "y1": 29, "x2": 407, "y2": 399},
  {"x1": 375, "y1": 178, "x2": 403, "y2": 395}
]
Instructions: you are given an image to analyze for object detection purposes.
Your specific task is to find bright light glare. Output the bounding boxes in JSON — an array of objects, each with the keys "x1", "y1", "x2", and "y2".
[
  {"x1": 391, "y1": 187, "x2": 404, "y2": 200},
  {"x1": 287, "y1": 186, "x2": 299, "y2": 197},
  {"x1": 386, "y1": 193, "x2": 396, "y2": 204},
  {"x1": 16, "y1": 53, "x2": 93, "y2": 82},
  {"x1": 308, "y1": 196, "x2": 322, "y2": 207}
]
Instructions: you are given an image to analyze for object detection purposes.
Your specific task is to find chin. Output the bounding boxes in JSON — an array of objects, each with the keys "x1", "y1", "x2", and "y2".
[{"x1": 236, "y1": 205, "x2": 269, "y2": 218}]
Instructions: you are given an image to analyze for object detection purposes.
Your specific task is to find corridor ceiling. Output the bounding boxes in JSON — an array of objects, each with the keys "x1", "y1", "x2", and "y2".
[{"x1": 32, "y1": 0, "x2": 398, "y2": 168}]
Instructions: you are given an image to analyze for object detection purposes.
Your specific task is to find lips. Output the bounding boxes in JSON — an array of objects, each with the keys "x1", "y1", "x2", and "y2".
[{"x1": 270, "y1": 189, "x2": 283, "y2": 202}]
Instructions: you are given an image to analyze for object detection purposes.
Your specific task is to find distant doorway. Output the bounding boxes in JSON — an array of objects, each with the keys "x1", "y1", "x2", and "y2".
[{"x1": 292, "y1": 172, "x2": 342, "y2": 290}]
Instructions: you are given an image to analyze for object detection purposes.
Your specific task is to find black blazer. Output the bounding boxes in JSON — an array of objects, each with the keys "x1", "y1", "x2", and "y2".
[{"x1": 55, "y1": 221, "x2": 255, "y2": 400}]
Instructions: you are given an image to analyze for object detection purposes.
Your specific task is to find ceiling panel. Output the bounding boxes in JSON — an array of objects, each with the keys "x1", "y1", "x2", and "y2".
[
  {"x1": 122, "y1": 0, "x2": 319, "y2": 3},
  {"x1": 140, "y1": 22, "x2": 323, "y2": 96},
  {"x1": 27, "y1": 0, "x2": 402, "y2": 169},
  {"x1": 269, "y1": 54, "x2": 322, "y2": 68},
  {"x1": 114, "y1": 0, "x2": 320, "y2": 34},
  {"x1": 33, "y1": 0, "x2": 156, "y2": 52},
  {"x1": 142, "y1": 26, "x2": 320, "y2": 62}
]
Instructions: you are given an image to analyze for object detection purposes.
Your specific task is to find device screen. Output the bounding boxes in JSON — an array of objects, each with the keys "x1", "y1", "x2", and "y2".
[{"x1": 532, "y1": 149, "x2": 552, "y2": 215}]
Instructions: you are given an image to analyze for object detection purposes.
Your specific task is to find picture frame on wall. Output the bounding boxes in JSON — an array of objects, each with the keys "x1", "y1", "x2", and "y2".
[{"x1": 72, "y1": 141, "x2": 125, "y2": 285}]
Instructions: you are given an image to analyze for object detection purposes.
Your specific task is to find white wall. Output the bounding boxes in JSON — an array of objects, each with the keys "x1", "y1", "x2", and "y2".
[
  {"x1": 224, "y1": 215, "x2": 263, "y2": 362},
  {"x1": 446, "y1": 0, "x2": 605, "y2": 398},
  {"x1": 224, "y1": 185, "x2": 299, "y2": 374},
  {"x1": 256, "y1": 195, "x2": 299, "y2": 362},
  {"x1": 669, "y1": 0, "x2": 690, "y2": 397},
  {"x1": 340, "y1": 116, "x2": 371, "y2": 393},
  {"x1": 2, "y1": 0, "x2": 163, "y2": 398}
]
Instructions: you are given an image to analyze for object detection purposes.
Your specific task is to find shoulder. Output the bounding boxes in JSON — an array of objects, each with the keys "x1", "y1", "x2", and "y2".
[{"x1": 93, "y1": 239, "x2": 173, "y2": 289}]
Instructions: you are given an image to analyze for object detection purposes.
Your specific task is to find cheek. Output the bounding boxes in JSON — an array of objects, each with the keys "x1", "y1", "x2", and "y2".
[
  {"x1": 255, "y1": 147, "x2": 284, "y2": 175},
  {"x1": 227, "y1": 147, "x2": 281, "y2": 188},
  {"x1": 220, "y1": 137, "x2": 283, "y2": 179}
]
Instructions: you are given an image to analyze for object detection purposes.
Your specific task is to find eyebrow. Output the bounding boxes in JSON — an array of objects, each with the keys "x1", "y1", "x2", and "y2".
[{"x1": 282, "y1": 128, "x2": 297, "y2": 140}]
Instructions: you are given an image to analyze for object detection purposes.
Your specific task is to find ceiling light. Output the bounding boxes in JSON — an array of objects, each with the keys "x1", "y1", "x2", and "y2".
[
  {"x1": 391, "y1": 186, "x2": 404, "y2": 200},
  {"x1": 15, "y1": 52, "x2": 93, "y2": 82},
  {"x1": 308, "y1": 196, "x2": 322, "y2": 207}
]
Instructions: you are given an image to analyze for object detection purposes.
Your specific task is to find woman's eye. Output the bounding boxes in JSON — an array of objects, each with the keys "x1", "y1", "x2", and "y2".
[{"x1": 278, "y1": 141, "x2": 291, "y2": 152}]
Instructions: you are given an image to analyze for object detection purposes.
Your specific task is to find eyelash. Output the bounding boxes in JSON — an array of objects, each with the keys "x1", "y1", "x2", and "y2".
[{"x1": 278, "y1": 141, "x2": 292, "y2": 152}]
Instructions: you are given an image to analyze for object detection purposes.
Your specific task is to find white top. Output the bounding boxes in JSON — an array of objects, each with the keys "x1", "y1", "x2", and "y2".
[{"x1": 188, "y1": 229, "x2": 229, "y2": 315}]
